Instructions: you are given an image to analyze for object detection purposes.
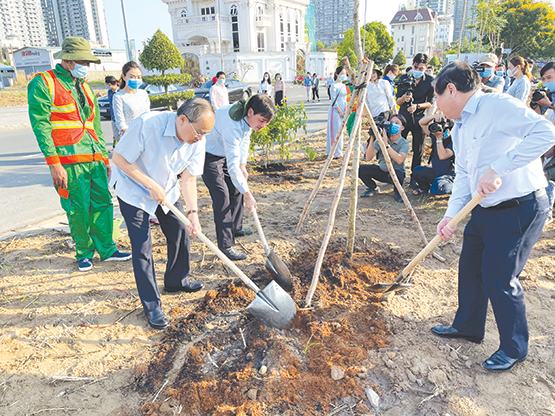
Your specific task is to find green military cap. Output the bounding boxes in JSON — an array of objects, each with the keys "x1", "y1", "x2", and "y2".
[{"x1": 53, "y1": 37, "x2": 101, "y2": 64}]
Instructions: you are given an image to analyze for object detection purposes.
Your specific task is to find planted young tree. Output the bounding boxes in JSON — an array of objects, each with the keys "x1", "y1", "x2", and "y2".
[{"x1": 139, "y1": 29, "x2": 184, "y2": 93}]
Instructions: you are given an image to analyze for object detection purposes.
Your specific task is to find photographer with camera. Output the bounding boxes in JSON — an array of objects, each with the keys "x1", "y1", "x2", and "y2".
[
  {"x1": 412, "y1": 112, "x2": 455, "y2": 195},
  {"x1": 395, "y1": 53, "x2": 435, "y2": 189},
  {"x1": 358, "y1": 114, "x2": 409, "y2": 202},
  {"x1": 475, "y1": 54, "x2": 505, "y2": 94},
  {"x1": 531, "y1": 62, "x2": 555, "y2": 121}
]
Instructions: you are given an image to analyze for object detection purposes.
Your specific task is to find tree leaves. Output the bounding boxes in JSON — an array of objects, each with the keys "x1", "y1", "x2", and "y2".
[
  {"x1": 337, "y1": 22, "x2": 394, "y2": 67},
  {"x1": 139, "y1": 29, "x2": 184, "y2": 75}
]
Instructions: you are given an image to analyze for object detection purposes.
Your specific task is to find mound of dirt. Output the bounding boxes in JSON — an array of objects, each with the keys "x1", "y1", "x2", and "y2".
[{"x1": 138, "y1": 240, "x2": 402, "y2": 416}]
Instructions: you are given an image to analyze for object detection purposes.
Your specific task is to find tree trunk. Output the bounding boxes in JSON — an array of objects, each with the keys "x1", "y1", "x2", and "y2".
[{"x1": 353, "y1": 0, "x2": 363, "y2": 63}]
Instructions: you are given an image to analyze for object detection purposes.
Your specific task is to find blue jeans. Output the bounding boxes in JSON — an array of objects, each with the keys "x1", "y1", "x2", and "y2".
[{"x1": 547, "y1": 180, "x2": 555, "y2": 219}]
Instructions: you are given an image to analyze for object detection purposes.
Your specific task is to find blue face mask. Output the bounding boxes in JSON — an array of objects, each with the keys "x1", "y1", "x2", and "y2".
[
  {"x1": 127, "y1": 79, "x2": 141, "y2": 90},
  {"x1": 495, "y1": 70, "x2": 505, "y2": 77},
  {"x1": 442, "y1": 129, "x2": 450, "y2": 139},
  {"x1": 70, "y1": 63, "x2": 89, "y2": 79},
  {"x1": 412, "y1": 70, "x2": 424, "y2": 79},
  {"x1": 339, "y1": 75, "x2": 350, "y2": 83},
  {"x1": 388, "y1": 123, "x2": 401, "y2": 136},
  {"x1": 543, "y1": 80, "x2": 555, "y2": 92},
  {"x1": 482, "y1": 68, "x2": 493, "y2": 78}
]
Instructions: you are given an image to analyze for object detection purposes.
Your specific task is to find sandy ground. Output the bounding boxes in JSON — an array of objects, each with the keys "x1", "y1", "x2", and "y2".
[{"x1": 0, "y1": 134, "x2": 554, "y2": 416}]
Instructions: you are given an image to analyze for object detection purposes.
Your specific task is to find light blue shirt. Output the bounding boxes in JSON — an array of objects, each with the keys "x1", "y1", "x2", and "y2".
[
  {"x1": 484, "y1": 74, "x2": 505, "y2": 92},
  {"x1": 506, "y1": 76, "x2": 531, "y2": 102},
  {"x1": 205, "y1": 105, "x2": 252, "y2": 194},
  {"x1": 446, "y1": 90, "x2": 555, "y2": 218},
  {"x1": 110, "y1": 111, "x2": 206, "y2": 216}
]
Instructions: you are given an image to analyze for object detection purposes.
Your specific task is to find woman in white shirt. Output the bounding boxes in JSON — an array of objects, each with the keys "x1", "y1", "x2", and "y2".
[
  {"x1": 112, "y1": 61, "x2": 150, "y2": 140},
  {"x1": 258, "y1": 72, "x2": 273, "y2": 96},
  {"x1": 365, "y1": 68, "x2": 396, "y2": 118},
  {"x1": 327, "y1": 66, "x2": 348, "y2": 159},
  {"x1": 209, "y1": 71, "x2": 229, "y2": 110},
  {"x1": 506, "y1": 56, "x2": 532, "y2": 103}
]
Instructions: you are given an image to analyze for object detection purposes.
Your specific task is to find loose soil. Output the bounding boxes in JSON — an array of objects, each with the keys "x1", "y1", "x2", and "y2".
[{"x1": 1, "y1": 134, "x2": 554, "y2": 416}]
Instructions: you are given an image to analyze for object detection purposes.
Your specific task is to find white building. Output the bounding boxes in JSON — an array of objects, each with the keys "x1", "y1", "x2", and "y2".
[
  {"x1": 0, "y1": 0, "x2": 48, "y2": 49},
  {"x1": 435, "y1": 14, "x2": 453, "y2": 49},
  {"x1": 163, "y1": 0, "x2": 326, "y2": 82},
  {"x1": 41, "y1": 0, "x2": 110, "y2": 48},
  {"x1": 390, "y1": 8, "x2": 436, "y2": 61}
]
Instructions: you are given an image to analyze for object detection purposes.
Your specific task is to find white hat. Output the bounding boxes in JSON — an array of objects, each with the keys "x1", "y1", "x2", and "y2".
[{"x1": 479, "y1": 53, "x2": 499, "y2": 67}]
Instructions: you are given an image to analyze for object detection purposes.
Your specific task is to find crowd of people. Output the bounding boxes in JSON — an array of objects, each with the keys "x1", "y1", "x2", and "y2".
[{"x1": 27, "y1": 35, "x2": 555, "y2": 372}]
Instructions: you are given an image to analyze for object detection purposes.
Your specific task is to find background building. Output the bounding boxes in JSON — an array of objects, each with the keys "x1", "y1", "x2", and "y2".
[
  {"x1": 0, "y1": 0, "x2": 48, "y2": 49},
  {"x1": 311, "y1": 0, "x2": 365, "y2": 46},
  {"x1": 453, "y1": 0, "x2": 477, "y2": 44},
  {"x1": 390, "y1": 8, "x2": 436, "y2": 60},
  {"x1": 435, "y1": 13, "x2": 454, "y2": 49},
  {"x1": 415, "y1": 0, "x2": 454, "y2": 15}
]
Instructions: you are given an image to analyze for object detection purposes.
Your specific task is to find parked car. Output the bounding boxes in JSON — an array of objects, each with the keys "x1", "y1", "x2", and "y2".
[
  {"x1": 98, "y1": 83, "x2": 187, "y2": 120},
  {"x1": 193, "y1": 79, "x2": 252, "y2": 103}
]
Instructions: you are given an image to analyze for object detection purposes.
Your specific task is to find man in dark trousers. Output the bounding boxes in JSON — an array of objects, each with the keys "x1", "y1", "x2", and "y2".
[
  {"x1": 203, "y1": 94, "x2": 275, "y2": 261},
  {"x1": 432, "y1": 62, "x2": 555, "y2": 371},
  {"x1": 111, "y1": 98, "x2": 215, "y2": 329},
  {"x1": 396, "y1": 53, "x2": 435, "y2": 189}
]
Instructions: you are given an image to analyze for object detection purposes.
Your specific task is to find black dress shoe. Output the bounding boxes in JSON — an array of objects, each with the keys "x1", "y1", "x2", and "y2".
[
  {"x1": 222, "y1": 247, "x2": 247, "y2": 261},
  {"x1": 482, "y1": 350, "x2": 526, "y2": 371},
  {"x1": 144, "y1": 308, "x2": 169, "y2": 330},
  {"x1": 431, "y1": 325, "x2": 483, "y2": 344},
  {"x1": 165, "y1": 280, "x2": 204, "y2": 293},
  {"x1": 234, "y1": 228, "x2": 253, "y2": 237}
]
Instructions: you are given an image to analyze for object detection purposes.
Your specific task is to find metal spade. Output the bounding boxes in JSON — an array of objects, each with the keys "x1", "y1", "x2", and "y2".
[{"x1": 165, "y1": 201, "x2": 296, "y2": 329}]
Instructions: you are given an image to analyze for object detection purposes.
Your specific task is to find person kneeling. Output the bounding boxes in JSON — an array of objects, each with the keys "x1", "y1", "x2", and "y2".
[
  {"x1": 413, "y1": 113, "x2": 456, "y2": 195},
  {"x1": 111, "y1": 98, "x2": 215, "y2": 330},
  {"x1": 359, "y1": 114, "x2": 409, "y2": 202}
]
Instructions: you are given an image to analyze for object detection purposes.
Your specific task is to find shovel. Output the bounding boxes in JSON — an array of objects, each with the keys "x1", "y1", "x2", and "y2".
[
  {"x1": 370, "y1": 194, "x2": 483, "y2": 293},
  {"x1": 251, "y1": 208, "x2": 294, "y2": 292},
  {"x1": 165, "y1": 201, "x2": 297, "y2": 329}
]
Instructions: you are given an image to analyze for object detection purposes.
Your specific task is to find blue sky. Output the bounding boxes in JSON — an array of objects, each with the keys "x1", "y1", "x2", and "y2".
[{"x1": 104, "y1": 0, "x2": 404, "y2": 51}]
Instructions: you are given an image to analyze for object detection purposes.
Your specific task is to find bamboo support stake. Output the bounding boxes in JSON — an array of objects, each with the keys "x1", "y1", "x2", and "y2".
[
  {"x1": 305, "y1": 65, "x2": 373, "y2": 308},
  {"x1": 296, "y1": 62, "x2": 370, "y2": 234},
  {"x1": 363, "y1": 102, "x2": 446, "y2": 263}
]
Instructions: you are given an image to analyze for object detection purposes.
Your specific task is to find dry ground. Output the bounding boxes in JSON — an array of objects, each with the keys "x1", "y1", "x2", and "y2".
[{"x1": 0, "y1": 134, "x2": 554, "y2": 416}]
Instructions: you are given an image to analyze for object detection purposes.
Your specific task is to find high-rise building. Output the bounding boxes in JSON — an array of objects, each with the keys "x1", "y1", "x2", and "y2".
[
  {"x1": 41, "y1": 0, "x2": 109, "y2": 48},
  {"x1": 415, "y1": 0, "x2": 454, "y2": 15},
  {"x1": 311, "y1": 0, "x2": 365, "y2": 46},
  {"x1": 453, "y1": 0, "x2": 478, "y2": 43},
  {"x1": 0, "y1": 0, "x2": 48, "y2": 48}
]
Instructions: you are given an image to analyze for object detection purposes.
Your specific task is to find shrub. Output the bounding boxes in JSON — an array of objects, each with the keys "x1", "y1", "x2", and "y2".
[
  {"x1": 251, "y1": 102, "x2": 307, "y2": 166},
  {"x1": 143, "y1": 73, "x2": 192, "y2": 89},
  {"x1": 149, "y1": 90, "x2": 195, "y2": 110}
]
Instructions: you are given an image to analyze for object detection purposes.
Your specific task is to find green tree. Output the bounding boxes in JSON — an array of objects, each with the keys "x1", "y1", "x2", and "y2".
[
  {"x1": 392, "y1": 50, "x2": 406, "y2": 67},
  {"x1": 429, "y1": 55, "x2": 441, "y2": 70},
  {"x1": 474, "y1": 0, "x2": 506, "y2": 52},
  {"x1": 337, "y1": 28, "x2": 376, "y2": 67},
  {"x1": 363, "y1": 22, "x2": 395, "y2": 65},
  {"x1": 499, "y1": 0, "x2": 555, "y2": 58},
  {"x1": 316, "y1": 41, "x2": 326, "y2": 51},
  {"x1": 139, "y1": 29, "x2": 184, "y2": 77}
]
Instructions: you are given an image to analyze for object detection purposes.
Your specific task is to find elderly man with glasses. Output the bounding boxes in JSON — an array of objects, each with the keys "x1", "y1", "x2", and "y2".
[{"x1": 111, "y1": 97, "x2": 215, "y2": 329}]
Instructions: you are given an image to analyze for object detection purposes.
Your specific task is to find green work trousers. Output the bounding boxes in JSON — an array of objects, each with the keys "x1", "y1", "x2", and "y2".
[{"x1": 58, "y1": 161, "x2": 116, "y2": 260}]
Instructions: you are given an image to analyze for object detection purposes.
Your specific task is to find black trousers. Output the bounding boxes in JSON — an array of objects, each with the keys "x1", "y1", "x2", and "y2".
[
  {"x1": 118, "y1": 198, "x2": 190, "y2": 313},
  {"x1": 327, "y1": 86, "x2": 331, "y2": 100},
  {"x1": 453, "y1": 192, "x2": 549, "y2": 358},
  {"x1": 202, "y1": 153, "x2": 244, "y2": 250},
  {"x1": 275, "y1": 90, "x2": 284, "y2": 106},
  {"x1": 312, "y1": 86, "x2": 319, "y2": 100},
  {"x1": 358, "y1": 164, "x2": 405, "y2": 196},
  {"x1": 401, "y1": 115, "x2": 425, "y2": 180}
]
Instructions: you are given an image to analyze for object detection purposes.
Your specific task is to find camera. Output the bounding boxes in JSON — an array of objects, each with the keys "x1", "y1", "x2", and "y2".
[
  {"x1": 368, "y1": 113, "x2": 392, "y2": 139},
  {"x1": 396, "y1": 76, "x2": 416, "y2": 104},
  {"x1": 530, "y1": 88, "x2": 550, "y2": 109},
  {"x1": 429, "y1": 118, "x2": 454, "y2": 134},
  {"x1": 472, "y1": 62, "x2": 486, "y2": 75}
]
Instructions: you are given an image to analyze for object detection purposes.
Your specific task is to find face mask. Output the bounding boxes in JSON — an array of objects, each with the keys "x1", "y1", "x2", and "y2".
[
  {"x1": 543, "y1": 80, "x2": 555, "y2": 92},
  {"x1": 412, "y1": 70, "x2": 424, "y2": 79},
  {"x1": 442, "y1": 129, "x2": 450, "y2": 139},
  {"x1": 217, "y1": 78, "x2": 226, "y2": 86},
  {"x1": 495, "y1": 70, "x2": 505, "y2": 77},
  {"x1": 127, "y1": 79, "x2": 141, "y2": 89},
  {"x1": 339, "y1": 75, "x2": 349, "y2": 82},
  {"x1": 70, "y1": 63, "x2": 89, "y2": 79},
  {"x1": 482, "y1": 68, "x2": 493, "y2": 78},
  {"x1": 388, "y1": 123, "x2": 401, "y2": 136}
]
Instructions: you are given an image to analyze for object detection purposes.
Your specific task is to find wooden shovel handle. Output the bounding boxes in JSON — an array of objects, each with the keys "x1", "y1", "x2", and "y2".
[
  {"x1": 251, "y1": 209, "x2": 271, "y2": 254},
  {"x1": 400, "y1": 194, "x2": 483, "y2": 277},
  {"x1": 164, "y1": 201, "x2": 261, "y2": 294}
]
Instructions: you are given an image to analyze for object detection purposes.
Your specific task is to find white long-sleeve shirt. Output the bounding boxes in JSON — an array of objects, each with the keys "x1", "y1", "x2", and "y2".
[
  {"x1": 445, "y1": 90, "x2": 555, "y2": 218},
  {"x1": 204, "y1": 105, "x2": 252, "y2": 194},
  {"x1": 209, "y1": 84, "x2": 229, "y2": 110},
  {"x1": 365, "y1": 79, "x2": 395, "y2": 117},
  {"x1": 112, "y1": 89, "x2": 150, "y2": 133}
]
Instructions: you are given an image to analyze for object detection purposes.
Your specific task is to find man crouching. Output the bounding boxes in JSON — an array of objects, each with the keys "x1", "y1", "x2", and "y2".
[{"x1": 111, "y1": 98, "x2": 215, "y2": 329}]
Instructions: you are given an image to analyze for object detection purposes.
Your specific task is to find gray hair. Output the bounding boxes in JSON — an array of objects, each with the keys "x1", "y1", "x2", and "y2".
[{"x1": 177, "y1": 97, "x2": 214, "y2": 122}]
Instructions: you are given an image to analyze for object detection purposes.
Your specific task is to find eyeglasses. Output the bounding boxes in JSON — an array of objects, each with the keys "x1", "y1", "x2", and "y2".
[{"x1": 184, "y1": 115, "x2": 205, "y2": 137}]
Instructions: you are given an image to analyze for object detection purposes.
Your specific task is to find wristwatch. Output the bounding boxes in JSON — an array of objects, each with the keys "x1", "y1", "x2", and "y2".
[{"x1": 186, "y1": 209, "x2": 198, "y2": 216}]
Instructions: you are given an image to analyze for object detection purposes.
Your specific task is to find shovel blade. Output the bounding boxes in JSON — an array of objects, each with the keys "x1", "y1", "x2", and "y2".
[
  {"x1": 247, "y1": 280, "x2": 296, "y2": 329},
  {"x1": 265, "y1": 250, "x2": 293, "y2": 292}
]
